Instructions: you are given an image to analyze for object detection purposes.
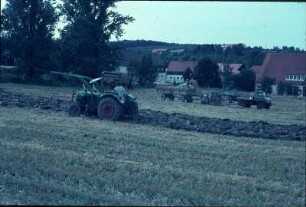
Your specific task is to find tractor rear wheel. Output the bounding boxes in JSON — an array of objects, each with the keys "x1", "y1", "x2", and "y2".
[
  {"x1": 98, "y1": 97, "x2": 122, "y2": 121},
  {"x1": 257, "y1": 102, "x2": 266, "y2": 110},
  {"x1": 186, "y1": 95, "x2": 193, "y2": 103},
  {"x1": 68, "y1": 103, "x2": 81, "y2": 117}
]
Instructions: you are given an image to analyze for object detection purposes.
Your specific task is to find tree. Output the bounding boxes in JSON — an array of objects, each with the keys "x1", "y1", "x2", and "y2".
[
  {"x1": 194, "y1": 57, "x2": 221, "y2": 88},
  {"x1": 261, "y1": 77, "x2": 275, "y2": 94},
  {"x1": 60, "y1": 0, "x2": 134, "y2": 78},
  {"x1": 127, "y1": 59, "x2": 139, "y2": 79},
  {"x1": 232, "y1": 70, "x2": 256, "y2": 92},
  {"x1": 221, "y1": 69, "x2": 233, "y2": 89},
  {"x1": 137, "y1": 54, "x2": 156, "y2": 86},
  {"x1": 183, "y1": 67, "x2": 193, "y2": 81},
  {"x1": 231, "y1": 44, "x2": 245, "y2": 56},
  {"x1": 1, "y1": 0, "x2": 59, "y2": 80},
  {"x1": 0, "y1": 36, "x2": 15, "y2": 65},
  {"x1": 277, "y1": 82, "x2": 286, "y2": 95}
]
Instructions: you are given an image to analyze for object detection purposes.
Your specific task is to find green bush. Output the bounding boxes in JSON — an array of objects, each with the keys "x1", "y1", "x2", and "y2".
[
  {"x1": 277, "y1": 82, "x2": 286, "y2": 95},
  {"x1": 261, "y1": 77, "x2": 275, "y2": 94},
  {"x1": 293, "y1": 86, "x2": 300, "y2": 96},
  {"x1": 286, "y1": 84, "x2": 293, "y2": 96}
]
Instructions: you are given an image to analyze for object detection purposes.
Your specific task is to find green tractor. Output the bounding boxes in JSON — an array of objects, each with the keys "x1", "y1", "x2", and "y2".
[{"x1": 50, "y1": 71, "x2": 138, "y2": 120}]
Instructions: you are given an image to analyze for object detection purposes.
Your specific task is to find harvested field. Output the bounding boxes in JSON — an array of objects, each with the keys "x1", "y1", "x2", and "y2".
[
  {"x1": 134, "y1": 88, "x2": 306, "y2": 126},
  {"x1": 0, "y1": 83, "x2": 305, "y2": 206},
  {"x1": 0, "y1": 107, "x2": 305, "y2": 206},
  {"x1": 1, "y1": 83, "x2": 305, "y2": 126},
  {"x1": 0, "y1": 88, "x2": 305, "y2": 141}
]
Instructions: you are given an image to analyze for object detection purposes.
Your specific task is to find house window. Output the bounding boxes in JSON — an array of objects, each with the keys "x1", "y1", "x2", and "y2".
[
  {"x1": 170, "y1": 77, "x2": 172, "y2": 79},
  {"x1": 300, "y1": 75, "x2": 304, "y2": 81},
  {"x1": 286, "y1": 74, "x2": 305, "y2": 81},
  {"x1": 285, "y1": 75, "x2": 290, "y2": 80}
]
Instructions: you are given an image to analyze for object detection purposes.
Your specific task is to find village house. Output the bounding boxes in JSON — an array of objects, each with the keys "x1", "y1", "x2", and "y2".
[
  {"x1": 152, "y1": 53, "x2": 168, "y2": 83},
  {"x1": 169, "y1": 49, "x2": 185, "y2": 54},
  {"x1": 152, "y1": 48, "x2": 168, "y2": 55},
  {"x1": 217, "y1": 63, "x2": 246, "y2": 74},
  {"x1": 221, "y1": 43, "x2": 246, "y2": 51},
  {"x1": 251, "y1": 52, "x2": 306, "y2": 94},
  {"x1": 166, "y1": 60, "x2": 198, "y2": 84}
]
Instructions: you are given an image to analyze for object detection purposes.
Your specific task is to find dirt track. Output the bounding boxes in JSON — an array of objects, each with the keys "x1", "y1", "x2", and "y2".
[{"x1": 0, "y1": 89, "x2": 305, "y2": 141}]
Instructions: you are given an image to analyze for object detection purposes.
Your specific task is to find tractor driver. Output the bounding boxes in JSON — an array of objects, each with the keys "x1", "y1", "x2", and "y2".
[{"x1": 113, "y1": 84, "x2": 128, "y2": 102}]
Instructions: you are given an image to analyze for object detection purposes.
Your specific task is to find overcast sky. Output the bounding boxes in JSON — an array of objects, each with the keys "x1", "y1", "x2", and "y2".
[{"x1": 1, "y1": 1, "x2": 305, "y2": 49}]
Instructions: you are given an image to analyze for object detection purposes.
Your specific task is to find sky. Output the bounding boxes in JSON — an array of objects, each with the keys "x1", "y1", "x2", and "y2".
[{"x1": 1, "y1": 1, "x2": 306, "y2": 50}]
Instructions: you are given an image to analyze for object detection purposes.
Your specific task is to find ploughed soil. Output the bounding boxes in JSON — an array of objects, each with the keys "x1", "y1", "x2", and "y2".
[{"x1": 0, "y1": 88, "x2": 305, "y2": 141}]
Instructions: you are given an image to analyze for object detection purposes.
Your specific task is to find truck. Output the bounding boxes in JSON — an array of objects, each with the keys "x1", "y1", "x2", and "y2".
[{"x1": 237, "y1": 90, "x2": 272, "y2": 109}]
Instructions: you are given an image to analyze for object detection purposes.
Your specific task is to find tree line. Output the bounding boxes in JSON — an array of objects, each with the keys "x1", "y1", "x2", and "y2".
[{"x1": 1, "y1": 0, "x2": 134, "y2": 82}]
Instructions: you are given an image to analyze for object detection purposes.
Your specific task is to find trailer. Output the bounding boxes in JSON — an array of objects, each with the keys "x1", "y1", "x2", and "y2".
[{"x1": 156, "y1": 80, "x2": 203, "y2": 103}]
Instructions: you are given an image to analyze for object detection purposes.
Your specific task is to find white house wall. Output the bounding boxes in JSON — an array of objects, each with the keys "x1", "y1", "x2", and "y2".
[
  {"x1": 272, "y1": 84, "x2": 304, "y2": 95},
  {"x1": 156, "y1": 72, "x2": 167, "y2": 83},
  {"x1": 166, "y1": 74, "x2": 185, "y2": 83}
]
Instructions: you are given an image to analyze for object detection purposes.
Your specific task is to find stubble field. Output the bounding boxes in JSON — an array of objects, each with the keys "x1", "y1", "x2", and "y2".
[{"x1": 0, "y1": 83, "x2": 305, "y2": 206}]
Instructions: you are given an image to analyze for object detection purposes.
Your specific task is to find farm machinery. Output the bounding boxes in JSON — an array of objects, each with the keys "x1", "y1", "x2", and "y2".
[
  {"x1": 156, "y1": 80, "x2": 202, "y2": 103},
  {"x1": 156, "y1": 80, "x2": 235, "y2": 105},
  {"x1": 156, "y1": 80, "x2": 271, "y2": 109},
  {"x1": 50, "y1": 71, "x2": 138, "y2": 120}
]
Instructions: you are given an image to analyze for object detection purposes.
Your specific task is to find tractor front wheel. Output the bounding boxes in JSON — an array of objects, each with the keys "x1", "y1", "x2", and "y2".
[{"x1": 98, "y1": 97, "x2": 122, "y2": 121}]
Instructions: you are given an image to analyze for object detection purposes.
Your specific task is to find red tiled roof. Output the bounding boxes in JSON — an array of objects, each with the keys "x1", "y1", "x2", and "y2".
[
  {"x1": 152, "y1": 48, "x2": 168, "y2": 53},
  {"x1": 229, "y1": 64, "x2": 244, "y2": 72},
  {"x1": 167, "y1": 61, "x2": 198, "y2": 73},
  {"x1": 217, "y1": 63, "x2": 244, "y2": 72},
  {"x1": 250, "y1": 65, "x2": 264, "y2": 82},
  {"x1": 257, "y1": 53, "x2": 306, "y2": 83}
]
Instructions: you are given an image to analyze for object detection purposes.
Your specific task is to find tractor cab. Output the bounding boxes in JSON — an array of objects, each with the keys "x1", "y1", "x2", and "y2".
[{"x1": 253, "y1": 90, "x2": 271, "y2": 103}]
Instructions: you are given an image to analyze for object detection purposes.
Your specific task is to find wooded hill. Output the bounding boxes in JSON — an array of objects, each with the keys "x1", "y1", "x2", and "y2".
[{"x1": 114, "y1": 40, "x2": 304, "y2": 69}]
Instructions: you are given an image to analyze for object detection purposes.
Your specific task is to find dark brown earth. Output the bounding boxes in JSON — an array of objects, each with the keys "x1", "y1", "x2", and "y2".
[{"x1": 0, "y1": 89, "x2": 305, "y2": 141}]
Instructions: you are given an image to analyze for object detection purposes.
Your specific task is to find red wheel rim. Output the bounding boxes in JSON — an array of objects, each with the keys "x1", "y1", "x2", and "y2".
[{"x1": 103, "y1": 102, "x2": 114, "y2": 119}]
